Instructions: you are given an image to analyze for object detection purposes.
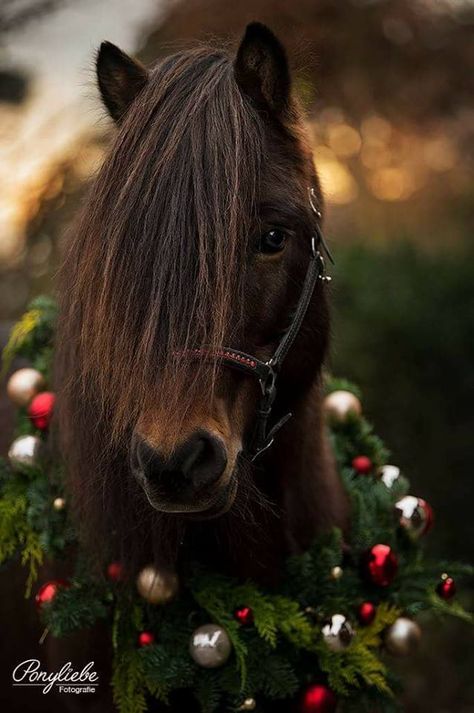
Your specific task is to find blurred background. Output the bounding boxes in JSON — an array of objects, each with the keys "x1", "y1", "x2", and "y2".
[{"x1": 0, "y1": 0, "x2": 473, "y2": 710}]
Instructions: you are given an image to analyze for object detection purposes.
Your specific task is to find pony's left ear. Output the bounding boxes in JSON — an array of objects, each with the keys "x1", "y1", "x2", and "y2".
[
  {"x1": 96, "y1": 41, "x2": 148, "y2": 122},
  {"x1": 234, "y1": 23, "x2": 291, "y2": 118}
]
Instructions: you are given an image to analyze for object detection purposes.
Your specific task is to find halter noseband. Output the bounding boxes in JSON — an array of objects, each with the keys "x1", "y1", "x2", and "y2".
[{"x1": 185, "y1": 188, "x2": 332, "y2": 461}]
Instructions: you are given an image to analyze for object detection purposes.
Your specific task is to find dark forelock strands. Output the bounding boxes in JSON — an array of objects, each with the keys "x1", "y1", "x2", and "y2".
[{"x1": 54, "y1": 46, "x2": 266, "y2": 565}]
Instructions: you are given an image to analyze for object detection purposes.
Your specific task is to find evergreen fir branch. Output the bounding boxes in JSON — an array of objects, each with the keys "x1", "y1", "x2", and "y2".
[
  {"x1": 194, "y1": 670, "x2": 223, "y2": 713},
  {"x1": 427, "y1": 593, "x2": 474, "y2": 623},
  {"x1": 112, "y1": 649, "x2": 147, "y2": 713},
  {"x1": 43, "y1": 582, "x2": 110, "y2": 636},
  {"x1": 356, "y1": 603, "x2": 401, "y2": 649}
]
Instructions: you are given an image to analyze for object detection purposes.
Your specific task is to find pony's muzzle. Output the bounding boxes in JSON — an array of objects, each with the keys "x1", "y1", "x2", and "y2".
[{"x1": 131, "y1": 430, "x2": 230, "y2": 513}]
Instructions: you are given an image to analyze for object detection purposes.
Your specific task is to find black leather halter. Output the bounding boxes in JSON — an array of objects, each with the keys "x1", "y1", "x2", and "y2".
[{"x1": 186, "y1": 188, "x2": 333, "y2": 461}]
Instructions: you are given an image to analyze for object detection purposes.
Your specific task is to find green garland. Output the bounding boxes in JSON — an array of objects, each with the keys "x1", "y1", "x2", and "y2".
[{"x1": 1, "y1": 296, "x2": 472, "y2": 713}]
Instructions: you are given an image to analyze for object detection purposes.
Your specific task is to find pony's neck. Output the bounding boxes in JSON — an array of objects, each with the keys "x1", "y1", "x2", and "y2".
[{"x1": 182, "y1": 378, "x2": 349, "y2": 584}]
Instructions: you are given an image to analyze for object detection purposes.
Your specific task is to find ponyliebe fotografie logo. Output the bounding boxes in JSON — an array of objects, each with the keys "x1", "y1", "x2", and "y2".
[{"x1": 12, "y1": 659, "x2": 99, "y2": 694}]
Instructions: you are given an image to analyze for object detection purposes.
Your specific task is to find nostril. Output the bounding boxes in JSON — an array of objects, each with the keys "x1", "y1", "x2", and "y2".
[
  {"x1": 181, "y1": 433, "x2": 227, "y2": 487},
  {"x1": 134, "y1": 438, "x2": 165, "y2": 480}
]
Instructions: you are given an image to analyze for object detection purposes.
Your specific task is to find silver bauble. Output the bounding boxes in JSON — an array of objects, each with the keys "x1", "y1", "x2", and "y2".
[
  {"x1": 8, "y1": 435, "x2": 43, "y2": 469},
  {"x1": 136, "y1": 565, "x2": 178, "y2": 604},
  {"x1": 323, "y1": 390, "x2": 362, "y2": 422},
  {"x1": 322, "y1": 614, "x2": 355, "y2": 652},
  {"x1": 189, "y1": 624, "x2": 232, "y2": 668},
  {"x1": 7, "y1": 368, "x2": 45, "y2": 407},
  {"x1": 395, "y1": 496, "x2": 433, "y2": 538},
  {"x1": 238, "y1": 698, "x2": 256, "y2": 711},
  {"x1": 385, "y1": 617, "x2": 421, "y2": 656},
  {"x1": 378, "y1": 464, "x2": 401, "y2": 489}
]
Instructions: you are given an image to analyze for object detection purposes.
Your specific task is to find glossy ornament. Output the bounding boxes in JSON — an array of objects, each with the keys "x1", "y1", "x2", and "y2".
[
  {"x1": 378, "y1": 464, "x2": 401, "y2": 489},
  {"x1": 436, "y1": 574, "x2": 456, "y2": 600},
  {"x1": 8, "y1": 435, "x2": 42, "y2": 470},
  {"x1": 138, "y1": 631, "x2": 155, "y2": 647},
  {"x1": 395, "y1": 496, "x2": 433, "y2": 538},
  {"x1": 28, "y1": 391, "x2": 56, "y2": 430},
  {"x1": 238, "y1": 698, "x2": 256, "y2": 711},
  {"x1": 189, "y1": 624, "x2": 232, "y2": 668},
  {"x1": 362, "y1": 544, "x2": 398, "y2": 586},
  {"x1": 385, "y1": 617, "x2": 421, "y2": 656},
  {"x1": 300, "y1": 684, "x2": 337, "y2": 713},
  {"x1": 136, "y1": 565, "x2": 178, "y2": 604},
  {"x1": 352, "y1": 455, "x2": 372, "y2": 475},
  {"x1": 234, "y1": 606, "x2": 254, "y2": 626},
  {"x1": 107, "y1": 562, "x2": 124, "y2": 582},
  {"x1": 321, "y1": 614, "x2": 355, "y2": 652},
  {"x1": 323, "y1": 390, "x2": 362, "y2": 422},
  {"x1": 330, "y1": 565, "x2": 343, "y2": 580},
  {"x1": 357, "y1": 601, "x2": 377, "y2": 626},
  {"x1": 7, "y1": 368, "x2": 45, "y2": 407},
  {"x1": 35, "y1": 579, "x2": 68, "y2": 609}
]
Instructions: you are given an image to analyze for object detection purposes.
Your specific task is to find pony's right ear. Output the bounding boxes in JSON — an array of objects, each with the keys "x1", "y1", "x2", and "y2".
[{"x1": 96, "y1": 41, "x2": 148, "y2": 122}]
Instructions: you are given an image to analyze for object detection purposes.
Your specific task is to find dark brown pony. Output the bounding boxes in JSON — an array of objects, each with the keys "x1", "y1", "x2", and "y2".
[{"x1": 4, "y1": 23, "x2": 350, "y2": 713}]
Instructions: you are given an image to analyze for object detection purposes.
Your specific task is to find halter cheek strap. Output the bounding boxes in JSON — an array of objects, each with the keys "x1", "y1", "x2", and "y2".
[{"x1": 182, "y1": 188, "x2": 333, "y2": 461}]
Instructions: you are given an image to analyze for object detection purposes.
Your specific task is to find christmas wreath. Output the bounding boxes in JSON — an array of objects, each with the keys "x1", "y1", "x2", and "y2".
[{"x1": 1, "y1": 296, "x2": 472, "y2": 713}]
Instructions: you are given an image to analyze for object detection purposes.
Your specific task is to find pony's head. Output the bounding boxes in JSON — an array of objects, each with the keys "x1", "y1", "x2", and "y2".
[{"x1": 56, "y1": 24, "x2": 329, "y2": 561}]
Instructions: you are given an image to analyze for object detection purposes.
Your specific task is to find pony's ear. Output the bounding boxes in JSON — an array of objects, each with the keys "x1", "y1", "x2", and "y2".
[
  {"x1": 234, "y1": 23, "x2": 291, "y2": 118},
  {"x1": 96, "y1": 41, "x2": 148, "y2": 122}
]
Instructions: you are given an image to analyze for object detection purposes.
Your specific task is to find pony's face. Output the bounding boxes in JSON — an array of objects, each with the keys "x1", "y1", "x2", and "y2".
[{"x1": 66, "y1": 25, "x2": 328, "y2": 521}]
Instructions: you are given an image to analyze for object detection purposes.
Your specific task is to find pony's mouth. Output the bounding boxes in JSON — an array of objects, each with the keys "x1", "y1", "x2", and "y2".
[{"x1": 138, "y1": 468, "x2": 239, "y2": 519}]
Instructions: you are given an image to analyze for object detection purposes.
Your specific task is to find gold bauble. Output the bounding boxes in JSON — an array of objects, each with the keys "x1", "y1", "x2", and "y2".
[
  {"x1": 385, "y1": 617, "x2": 421, "y2": 656},
  {"x1": 7, "y1": 368, "x2": 45, "y2": 407},
  {"x1": 53, "y1": 497, "x2": 66, "y2": 511},
  {"x1": 323, "y1": 390, "x2": 362, "y2": 422},
  {"x1": 238, "y1": 698, "x2": 256, "y2": 711},
  {"x1": 330, "y1": 565, "x2": 344, "y2": 580},
  {"x1": 136, "y1": 565, "x2": 178, "y2": 604}
]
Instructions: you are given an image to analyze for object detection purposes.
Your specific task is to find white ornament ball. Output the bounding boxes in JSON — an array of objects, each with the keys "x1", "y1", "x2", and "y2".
[
  {"x1": 136, "y1": 565, "x2": 178, "y2": 604},
  {"x1": 330, "y1": 566, "x2": 344, "y2": 580},
  {"x1": 395, "y1": 496, "x2": 432, "y2": 538},
  {"x1": 238, "y1": 698, "x2": 256, "y2": 711},
  {"x1": 324, "y1": 390, "x2": 362, "y2": 422},
  {"x1": 322, "y1": 614, "x2": 355, "y2": 652},
  {"x1": 7, "y1": 368, "x2": 45, "y2": 407},
  {"x1": 53, "y1": 497, "x2": 66, "y2": 511},
  {"x1": 189, "y1": 624, "x2": 232, "y2": 668},
  {"x1": 385, "y1": 617, "x2": 421, "y2": 656},
  {"x1": 378, "y1": 464, "x2": 401, "y2": 489},
  {"x1": 8, "y1": 435, "x2": 43, "y2": 469}
]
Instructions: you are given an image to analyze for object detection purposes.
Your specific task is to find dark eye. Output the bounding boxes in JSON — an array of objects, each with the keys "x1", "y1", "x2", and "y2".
[{"x1": 258, "y1": 229, "x2": 287, "y2": 254}]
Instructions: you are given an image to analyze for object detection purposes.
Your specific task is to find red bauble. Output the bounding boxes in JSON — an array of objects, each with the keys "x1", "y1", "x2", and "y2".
[
  {"x1": 35, "y1": 579, "x2": 68, "y2": 609},
  {"x1": 362, "y1": 544, "x2": 398, "y2": 587},
  {"x1": 107, "y1": 562, "x2": 124, "y2": 582},
  {"x1": 436, "y1": 576, "x2": 456, "y2": 600},
  {"x1": 138, "y1": 631, "x2": 155, "y2": 647},
  {"x1": 28, "y1": 392, "x2": 55, "y2": 430},
  {"x1": 234, "y1": 606, "x2": 254, "y2": 626},
  {"x1": 300, "y1": 684, "x2": 337, "y2": 713},
  {"x1": 352, "y1": 455, "x2": 373, "y2": 475},
  {"x1": 357, "y1": 601, "x2": 376, "y2": 626}
]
